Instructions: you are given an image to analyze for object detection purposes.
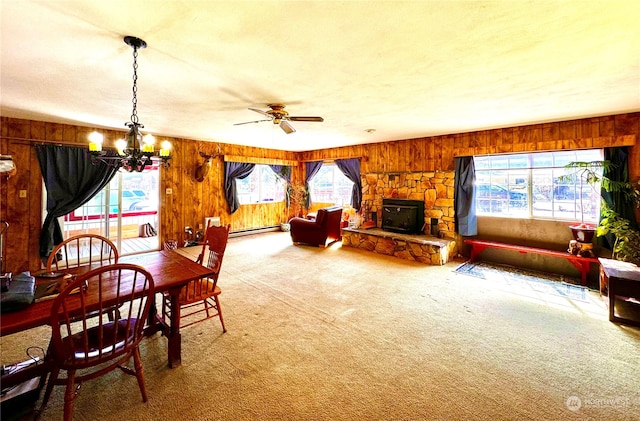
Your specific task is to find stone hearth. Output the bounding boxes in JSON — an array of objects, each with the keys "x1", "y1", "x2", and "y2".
[{"x1": 341, "y1": 228, "x2": 457, "y2": 265}]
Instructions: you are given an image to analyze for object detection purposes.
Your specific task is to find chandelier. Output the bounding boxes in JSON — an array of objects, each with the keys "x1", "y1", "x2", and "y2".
[{"x1": 89, "y1": 36, "x2": 171, "y2": 172}]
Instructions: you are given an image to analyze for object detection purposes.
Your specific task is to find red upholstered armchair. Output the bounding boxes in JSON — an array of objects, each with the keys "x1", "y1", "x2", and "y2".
[{"x1": 289, "y1": 206, "x2": 343, "y2": 247}]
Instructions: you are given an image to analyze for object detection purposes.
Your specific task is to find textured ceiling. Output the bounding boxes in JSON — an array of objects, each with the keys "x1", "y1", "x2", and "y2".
[{"x1": 1, "y1": 1, "x2": 639, "y2": 151}]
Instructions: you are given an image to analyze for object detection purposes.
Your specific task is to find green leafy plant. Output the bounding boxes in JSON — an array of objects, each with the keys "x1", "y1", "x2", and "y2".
[
  {"x1": 563, "y1": 161, "x2": 639, "y2": 203},
  {"x1": 562, "y1": 160, "x2": 611, "y2": 224},
  {"x1": 564, "y1": 161, "x2": 640, "y2": 264},
  {"x1": 598, "y1": 204, "x2": 640, "y2": 264}
]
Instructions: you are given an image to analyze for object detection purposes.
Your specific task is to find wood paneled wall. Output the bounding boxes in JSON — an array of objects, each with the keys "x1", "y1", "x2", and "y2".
[
  {"x1": 300, "y1": 114, "x2": 639, "y2": 177},
  {"x1": 1, "y1": 113, "x2": 639, "y2": 273},
  {"x1": 1, "y1": 118, "x2": 298, "y2": 273}
]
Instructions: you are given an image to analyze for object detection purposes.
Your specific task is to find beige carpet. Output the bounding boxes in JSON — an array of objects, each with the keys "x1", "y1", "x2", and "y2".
[{"x1": 2, "y1": 231, "x2": 639, "y2": 420}]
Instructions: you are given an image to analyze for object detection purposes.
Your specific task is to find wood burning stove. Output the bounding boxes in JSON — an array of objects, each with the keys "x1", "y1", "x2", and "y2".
[{"x1": 382, "y1": 198, "x2": 425, "y2": 234}]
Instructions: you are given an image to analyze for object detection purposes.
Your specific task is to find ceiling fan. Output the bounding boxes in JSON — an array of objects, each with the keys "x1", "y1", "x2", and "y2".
[{"x1": 234, "y1": 104, "x2": 324, "y2": 134}]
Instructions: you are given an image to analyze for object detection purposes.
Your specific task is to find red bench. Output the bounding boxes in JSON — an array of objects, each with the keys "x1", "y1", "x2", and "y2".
[{"x1": 464, "y1": 239, "x2": 599, "y2": 286}]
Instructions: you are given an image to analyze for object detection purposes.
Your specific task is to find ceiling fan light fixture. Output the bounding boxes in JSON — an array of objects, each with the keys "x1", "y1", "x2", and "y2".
[{"x1": 235, "y1": 104, "x2": 323, "y2": 135}]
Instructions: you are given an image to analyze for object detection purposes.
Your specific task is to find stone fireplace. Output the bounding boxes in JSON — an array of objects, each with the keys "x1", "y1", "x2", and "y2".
[
  {"x1": 360, "y1": 171, "x2": 456, "y2": 239},
  {"x1": 342, "y1": 171, "x2": 458, "y2": 265}
]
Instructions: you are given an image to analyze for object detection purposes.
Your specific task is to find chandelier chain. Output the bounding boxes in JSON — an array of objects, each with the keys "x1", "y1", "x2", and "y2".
[{"x1": 131, "y1": 46, "x2": 139, "y2": 125}]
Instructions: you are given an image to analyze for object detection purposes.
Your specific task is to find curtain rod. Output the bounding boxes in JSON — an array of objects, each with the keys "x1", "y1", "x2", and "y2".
[
  {"x1": 2, "y1": 136, "x2": 86, "y2": 147},
  {"x1": 2, "y1": 137, "x2": 122, "y2": 152}
]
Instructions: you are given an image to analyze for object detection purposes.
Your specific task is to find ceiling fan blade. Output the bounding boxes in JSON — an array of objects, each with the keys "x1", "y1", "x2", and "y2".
[
  {"x1": 280, "y1": 120, "x2": 296, "y2": 134},
  {"x1": 248, "y1": 107, "x2": 272, "y2": 118},
  {"x1": 233, "y1": 119, "x2": 271, "y2": 126},
  {"x1": 288, "y1": 116, "x2": 324, "y2": 122}
]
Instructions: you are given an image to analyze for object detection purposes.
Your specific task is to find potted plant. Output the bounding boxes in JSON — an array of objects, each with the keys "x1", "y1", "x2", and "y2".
[
  {"x1": 564, "y1": 160, "x2": 640, "y2": 264},
  {"x1": 286, "y1": 182, "x2": 309, "y2": 219},
  {"x1": 275, "y1": 167, "x2": 309, "y2": 231}
]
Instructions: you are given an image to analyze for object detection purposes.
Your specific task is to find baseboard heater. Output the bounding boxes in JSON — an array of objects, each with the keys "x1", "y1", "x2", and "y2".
[{"x1": 228, "y1": 226, "x2": 281, "y2": 238}]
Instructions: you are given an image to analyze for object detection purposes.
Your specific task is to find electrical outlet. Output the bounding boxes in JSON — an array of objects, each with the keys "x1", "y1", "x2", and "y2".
[
  {"x1": 166, "y1": 188, "x2": 173, "y2": 195},
  {"x1": 19, "y1": 190, "x2": 27, "y2": 198}
]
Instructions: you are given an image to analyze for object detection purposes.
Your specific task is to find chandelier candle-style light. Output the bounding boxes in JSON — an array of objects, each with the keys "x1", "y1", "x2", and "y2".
[{"x1": 89, "y1": 36, "x2": 171, "y2": 172}]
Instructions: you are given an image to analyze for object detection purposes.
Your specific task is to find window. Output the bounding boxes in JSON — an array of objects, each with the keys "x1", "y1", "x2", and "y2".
[
  {"x1": 309, "y1": 164, "x2": 354, "y2": 206},
  {"x1": 474, "y1": 149, "x2": 603, "y2": 221},
  {"x1": 236, "y1": 165, "x2": 285, "y2": 205}
]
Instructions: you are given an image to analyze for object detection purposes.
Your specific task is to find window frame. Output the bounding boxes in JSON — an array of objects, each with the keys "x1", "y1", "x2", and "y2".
[
  {"x1": 473, "y1": 149, "x2": 604, "y2": 222},
  {"x1": 235, "y1": 165, "x2": 286, "y2": 205},
  {"x1": 308, "y1": 163, "x2": 354, "y2": 207}
]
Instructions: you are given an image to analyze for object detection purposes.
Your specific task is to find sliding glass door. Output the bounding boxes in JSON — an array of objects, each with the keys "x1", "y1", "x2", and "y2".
[{"x1": 54, "y1": 167, "x2": 160, "y2": 255}]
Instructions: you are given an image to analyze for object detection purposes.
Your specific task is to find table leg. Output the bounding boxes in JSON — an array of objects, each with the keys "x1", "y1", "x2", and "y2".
[
  {"x1": 146, "y1": 301, "x2": 158, "y2": 335},
  {"x1": 609, "y1": 277, "x2": 616, "y2": 322},
  {"x1": 167, "y1": 291, "x2": 182, "y2": 368}
]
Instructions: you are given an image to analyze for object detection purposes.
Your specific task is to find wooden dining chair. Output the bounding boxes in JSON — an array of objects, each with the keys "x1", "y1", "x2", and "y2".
[
  {"x1": 46, "y1": 234, "x2": 119, "y2": 272},
  {"x1": 46, "y1": 234, "x2": 121, "y2": 321},
  {"x1": 39, "y1": 263, "x2": 155, "y2": 421},
  {"x1": 162, "y1": 223, "x2": 230, "y2": 332}
]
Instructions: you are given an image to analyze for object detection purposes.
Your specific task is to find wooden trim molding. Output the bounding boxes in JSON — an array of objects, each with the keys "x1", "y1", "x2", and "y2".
[
  {"x1": 299, "y1": 156, "x2": 367, "y2": 162},
  {"x1": 223, "y1": 155, "x2": 298, "y2": 166},
  {"x1": 452, "y1": 135, "x2": 636, "y2": 157}
]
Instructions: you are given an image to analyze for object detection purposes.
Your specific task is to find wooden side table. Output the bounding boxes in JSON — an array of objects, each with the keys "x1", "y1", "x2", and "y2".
[{"x1": 599, "y1": 258, "x2": 640, "y2": 327}]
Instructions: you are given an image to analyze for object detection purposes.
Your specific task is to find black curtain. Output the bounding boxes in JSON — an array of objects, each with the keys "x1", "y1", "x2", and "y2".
[
  {"x1": 454, "y1": 156, "x2": 477, "y2": 236},
  {"x1": 224, "y1": 161, "x2": 255, "y2": 214},
  {"x1": 36, "y1": 145, "x2": 120, "y2": 259},
  {"x1": 304, "y1": 161, "x2": 323, "y2": 209},
  {"x1": 599, "y1": 147, "x2": 637, "y2": 249},
  {"x1": 335, "y1": 158, "x2": 362, "y2": 211}
]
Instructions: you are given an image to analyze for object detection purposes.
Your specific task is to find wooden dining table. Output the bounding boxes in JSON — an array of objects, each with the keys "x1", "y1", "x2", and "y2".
[{"x1": 0, "y1": 249, "x2": 214, "y2": 371}]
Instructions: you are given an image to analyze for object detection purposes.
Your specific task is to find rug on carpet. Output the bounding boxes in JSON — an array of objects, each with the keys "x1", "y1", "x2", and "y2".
[{"x1": 455, "y1": 260, "x2": 589, "y2": 302}]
